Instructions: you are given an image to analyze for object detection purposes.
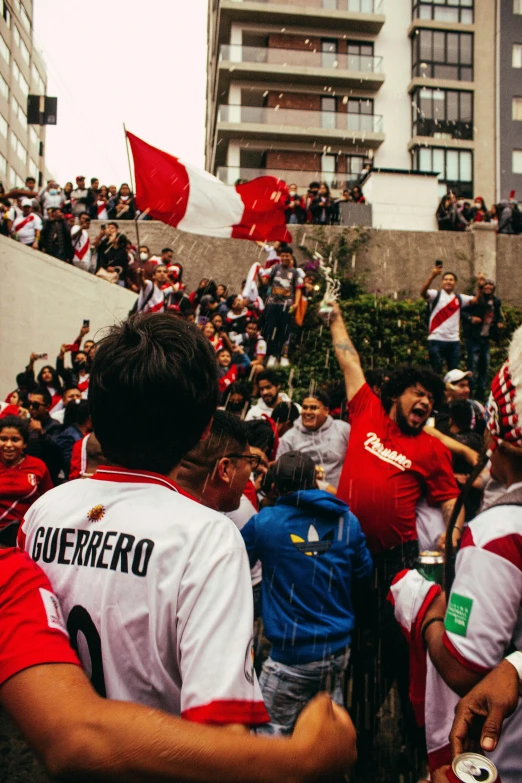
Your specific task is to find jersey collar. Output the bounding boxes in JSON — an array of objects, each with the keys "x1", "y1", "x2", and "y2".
[{"x1": 90, "y1": 465, "x2": 189, "y2": 495}]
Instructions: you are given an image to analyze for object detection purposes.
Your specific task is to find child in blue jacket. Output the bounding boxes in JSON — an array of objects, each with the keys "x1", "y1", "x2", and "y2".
[{"x1": 241, "y1": 450, "x2": 372, "y2": 734}]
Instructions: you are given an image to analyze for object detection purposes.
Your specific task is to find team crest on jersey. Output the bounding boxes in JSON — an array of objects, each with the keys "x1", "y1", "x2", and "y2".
[
  {"x1": 290, "y1": 525, "x2": 334, "y2": 557},
  {"x1": 27, "y1": 473, "x2": 38, "y2": 486},
  {"x1": 244, "y1": 637, "x2": 255, "y2": 684},
  {"x1": 87, "y1": 504, "x2": 105, "y2": 522}
]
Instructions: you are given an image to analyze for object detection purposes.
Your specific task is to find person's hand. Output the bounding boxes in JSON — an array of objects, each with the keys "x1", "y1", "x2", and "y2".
[
  {"x1": 437, "y1": 526, "x2": 462, "y2": 552},
  {"x1": 477, "y1": 272, "x2": 486, "y2": 288},
  {"x1": 29, "y1": 352, "x2": 39, "y2": 364},
  {"x1": 454, "y1": 473, "x2": 468, "y2": 486},
  {"x1": 32, "y1": 240, "x2": 38, "y2": 249},
  {"x1": 17, "y1": 406, "x2": 30, "y2": 419},
  {"x1": 422, "y1": 769, "x2": 449, "y2": 783},
  {"x1": 471, "y1": 316, "x2": 482, "y2": 325},
  {"x1": 497, "y1": 322, "x2": 505, "y2": 330},
  {"x1": 450, "y1": 659, "x2": 519, "y2": 755},
  {"x1": 432, "y1": 266, "x2": 443, "y2": 277},
  {"x1": 60, "y1": 343, "x2": 69, "y2": 355},
  {"x1": 328, "y1": 302, "x2": 342, "y2": 323},
  {"x1": 80, "y1": 324, "x2": 90, "y2": 338},
  {"x1": 28, "y1": 419, "x2": 43, "y2": 433},
  {"x1": 291, "y1": 693, "x2": 357, "y2": 781}
]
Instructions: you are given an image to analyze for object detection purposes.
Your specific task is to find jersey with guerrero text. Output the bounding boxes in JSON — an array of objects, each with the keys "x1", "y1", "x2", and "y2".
[
  {"x1": 426, "y1": 289, "x2": 473, "y2": 342},
  {"x1": 337, "y1": 384, "x2": 458, "y2": 551},
  {"x1": 425, "y1": 490, "x2": 522, "y2": 781},
  {"x1": 0, "y1": 547, "x2": 80, "y2": 687},
  {"x1": 19, "y1": 466, "x2": 268, "y2": 725}
]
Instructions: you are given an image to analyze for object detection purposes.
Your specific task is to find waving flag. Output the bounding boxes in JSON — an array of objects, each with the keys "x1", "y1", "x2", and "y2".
[{"x1": 126, "y1": 132, "x2": 291, "y2": 243}]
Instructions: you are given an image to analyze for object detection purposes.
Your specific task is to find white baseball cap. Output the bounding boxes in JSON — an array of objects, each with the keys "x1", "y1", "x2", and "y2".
[
  {"x1": 443, "y1": 369, "x2": 472, "y2": 385},
  {"x1": 21, "y1": 198, "x2": 33, "y2": 207}
]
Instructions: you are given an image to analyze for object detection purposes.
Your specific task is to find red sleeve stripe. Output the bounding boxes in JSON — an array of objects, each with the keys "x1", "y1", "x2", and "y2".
[
  {"x1": 442, "y1": 632, "x2": 491, "y2": 675},
  {"x1": 459, "y1": 526, "x2": 475, "y2": 550},
  {"x1": 182, "y1": 699, "x2": 270, "y2": 725},
  {"x1": 482, "y1": 533, "x2": 522, "y2": 572}
]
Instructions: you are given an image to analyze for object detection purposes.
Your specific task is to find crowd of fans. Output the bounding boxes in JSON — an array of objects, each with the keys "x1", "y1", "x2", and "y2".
[
  {"x1": 1, "y1": 237, "x2": 521, "y2": 783},
  {"x1": 436, "y1": 191, "x2": 522, "y2": 233},
  {"x1": 282, "y1": 181, "x2": 366, "y2": 225}
]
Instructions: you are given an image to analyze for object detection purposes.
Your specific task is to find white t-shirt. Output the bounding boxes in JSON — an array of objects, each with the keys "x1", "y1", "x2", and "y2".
[
  {"x1": 245, "y1": 392, "x2": 301, "y2": 421},
  {"x1": 425, "y1": 489, "x2": 522, "y2": 781},
  {"x1": 12, "y1": 212, "x2": 42, "y2": 245},
  {"x1": 415, "y1": 497, "x2": 445, "y2": 552},
  {"x1": 20, "y1": 466, "x2": 268, "y2": 726},
  {"x1": 226, "y1": 493, "x2": 262, "y2": 587},
  {"x1": 427, "y1": 289, "x2": 473, "y2": 342}
]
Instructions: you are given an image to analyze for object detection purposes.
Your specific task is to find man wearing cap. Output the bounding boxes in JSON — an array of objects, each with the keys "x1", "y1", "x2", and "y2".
[
  {"x1": 71, "y1": 176, "x2": 93, "y2": 217},
  {"x1": 436, "y1": 369, "x2": 485, "y2": 437},
  {"x1": 420, "y1": 264, "x2": 486, "y2": 374},
  {"x1": 241, "y1": 450, "x2": 372, "y2": 734},
  {"x1": 11, "y1": 199, "x2": 42, "y2": 248},
  {"x1": 462, "y1": 279, "x2": 504, "y2": 401}
]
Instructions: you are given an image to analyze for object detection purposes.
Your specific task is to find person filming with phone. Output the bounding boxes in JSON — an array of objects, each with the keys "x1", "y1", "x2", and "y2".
[{"x1": 420, "y1": 261, "x2": 486, "y2": 375}]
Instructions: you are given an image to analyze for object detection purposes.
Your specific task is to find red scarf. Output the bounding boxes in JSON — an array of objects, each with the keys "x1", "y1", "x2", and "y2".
[{"x1": 15, "y1": 214, "x2": 34, "y2": 232}]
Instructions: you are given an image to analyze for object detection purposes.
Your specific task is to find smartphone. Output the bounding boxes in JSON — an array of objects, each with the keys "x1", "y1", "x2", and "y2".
[
  {"x1": 37, "y1": 352, "x2": 48, "y2": 360},
  {"x1": 83, "y1": 319, "x2": 90, "y2": 328},
  {"x1": 64, "y1": 344, "x2": 76, "y2": 352},
  {"x1": 435, "y1": 259, "x2": 443, "y2": 268}
]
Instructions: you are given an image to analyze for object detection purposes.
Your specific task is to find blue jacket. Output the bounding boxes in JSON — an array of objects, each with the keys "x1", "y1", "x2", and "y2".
[{"x1": 241, "y1": 489, "x2": 372, "y2": 665}]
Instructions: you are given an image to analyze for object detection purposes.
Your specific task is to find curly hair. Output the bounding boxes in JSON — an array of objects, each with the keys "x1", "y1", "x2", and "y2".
[{"x1": 381, "y1": 366, "x2": 445, "y2": 414}]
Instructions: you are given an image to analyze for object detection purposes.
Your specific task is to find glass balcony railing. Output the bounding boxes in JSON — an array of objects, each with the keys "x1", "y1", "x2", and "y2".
[
  {"x1": 228, "y1": 0, "x2": 383, "y2": 11},
  {"x1": 218, "y1": 104, "x2": 383, "y2": 132},
  {"x1": 216, "y1": 166, "x2": 363, "y2": 191},
  {"x1": 219, "y1": 44, "x2": 383, "y2": 73}
]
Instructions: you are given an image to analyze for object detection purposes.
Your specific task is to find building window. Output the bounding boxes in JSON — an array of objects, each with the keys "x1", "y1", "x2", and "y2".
[
  {"x1": 19, "y1": 37, "x2": 29, "y2": 65},
  {"x1": 31, "y1": 63, "x2": 45, "y2": 94},
  {"x1": 0, "y1": 113, "x2": 6, "y2": 137},
  {"x1": 513, "y1": 44, "x2": 522, "y2": 68},
  {"x1": 0, "y1": 152, "x2": 6, "y2": 176},
  {"x1": 11, "y1": 94, "x2": 26, "y2": 128},
  {"x1": 414, "y1": 145, "x2": 473, "y2": 197},
  {"x1": 513, "y1": 98, "x2": 522, "y2": 121},
  {"x1": 347, "y1": 97, "x2": 375, "y2": 131},
  {"x1": 10, "y1": 130, "x2": 26, "y2": 163},
  {"x1": 13, "y1": 25, "x2": 19, "y2": 47},
  {"x1": 515, "y1": 0, "x2": 522, "y2": 14},
  {"x1": 28, "y1": 157, "x2": 37, "y2": 179},
  {"x1": 0, "y1": 72, "x2": 8, "y2": 100},
  {"x1": 0, "y1": 34, "x2": 8, "y2": 64},
  {"x1": 321, "y1": 96, "x2": 336, "y2": 129},
  {"x1": 29, "y1": 125, "x2": 38, "y2": 148},
  {"x1": 12, "y1": 60, "x2": 28, "y2": 95},
  {"x1": 321, "y1": 39, "x2": 337, "y2": 69},
  {"x1": 412, "y1": 29, "x2": 473, "y2": 81},
  {"x1": 513, "y1": 150, "x2": 522, "y2": 174},
  {"x1": 412, "y1": 0, "x2": 473, "y2": 24},
  {"x1": 9, "y1": 165, "x2": 24, "y2": 188},
  {"x1": 347, "y1": 40, "x2": 374, "y2": 71},
  {"x1": 20, "y1": 4, "x2": 30, "y2": 32},
  {"x1": 412, "y1": 87, "x2": 473, "y2": 139}
]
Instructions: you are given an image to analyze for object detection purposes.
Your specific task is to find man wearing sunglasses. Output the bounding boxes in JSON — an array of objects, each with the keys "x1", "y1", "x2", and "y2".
[{"x1": 26, "y1": 388, "x2": 63, "y2": 485}]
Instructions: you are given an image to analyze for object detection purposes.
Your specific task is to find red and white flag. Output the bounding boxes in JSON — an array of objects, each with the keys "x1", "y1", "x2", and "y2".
[{"x1": 126, "y1": 132, "x2": 292, "y2": 243}]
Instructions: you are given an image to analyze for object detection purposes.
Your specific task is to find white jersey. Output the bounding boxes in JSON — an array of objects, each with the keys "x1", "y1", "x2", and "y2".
[
  {"x1": 415, "y1": 497, "x2": 445, "y2": 552},
  {"x1": 245, "y1": 392, "x2": 299, "y2": 421},
  {"x1": 426, "y1": 487, "x2": 522, "y2": 780},
  {"x1": 427, "y1": 289, "x2": 473, "y2": 342},
  {"x1": 12, "y1": 212, "x2": 42, "y2": 245},
  {"x1": 137, "y1": 280, "x2": 165, "y2": 314},
  {"x1": 20, "y1": 466, "x2": 268, "y2": 725},
  {"x1": 71, "y1": 226, "x2": 92, "y2": 272}
]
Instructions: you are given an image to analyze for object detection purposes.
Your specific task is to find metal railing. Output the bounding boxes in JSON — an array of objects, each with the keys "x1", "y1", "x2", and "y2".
[
  {"x1": 218, "y1": 104, "x2": 383, "y2": 132},
  {"x1": 216, "y1": 166, "x2": 363, "y2": 190},
  {"x1": 228, "y1": 0, "x2": 383, "y2": 11},
  {"x1": 219, "y1": 44, "x2": 383, "y2": 73}
]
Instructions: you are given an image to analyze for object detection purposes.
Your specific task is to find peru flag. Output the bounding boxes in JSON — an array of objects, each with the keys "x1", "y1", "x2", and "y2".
[{"x1": 126, "y1": 132, "x2": 291, "y2": 242}]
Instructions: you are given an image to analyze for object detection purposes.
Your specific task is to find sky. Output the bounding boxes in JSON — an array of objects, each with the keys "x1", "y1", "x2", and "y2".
[{"x1": 33, "y1": 0, "x2": 208, "y2": 187}]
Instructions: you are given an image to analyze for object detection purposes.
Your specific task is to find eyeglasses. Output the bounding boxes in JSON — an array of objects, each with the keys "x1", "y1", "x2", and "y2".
[
  {"x1": 225, "y1": 453, "x2": 261, "y2": 470},
  {"x1": 28, "y1": 400, "x2": 45, "y2": 409}
]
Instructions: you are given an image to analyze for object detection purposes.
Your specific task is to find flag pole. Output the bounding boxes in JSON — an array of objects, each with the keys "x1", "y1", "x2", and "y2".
[{"x1": 123, "y1": 123, "x2": 141, "y2": 251}]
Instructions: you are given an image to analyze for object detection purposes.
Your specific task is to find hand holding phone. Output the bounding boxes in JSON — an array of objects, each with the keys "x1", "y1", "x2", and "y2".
[{"x1": 83, "y1": 319, "x2": 90, "y2": 328}]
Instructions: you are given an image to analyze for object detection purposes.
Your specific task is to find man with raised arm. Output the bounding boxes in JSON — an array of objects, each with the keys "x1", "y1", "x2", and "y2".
[{"x1": 329, "y1": 303, "x2": 462, "y2": 773}]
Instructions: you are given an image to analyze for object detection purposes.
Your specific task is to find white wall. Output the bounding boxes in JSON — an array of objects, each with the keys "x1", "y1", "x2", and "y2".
[
  {"x1": 0, "y1": 236, "x2": 136, "y2": 397},
  {"x1": 364, "y1": 171, "x2": 439, "y2": 231},
  {"x1": 373, "y1": 0, "x2": 412, "y2": 170}
]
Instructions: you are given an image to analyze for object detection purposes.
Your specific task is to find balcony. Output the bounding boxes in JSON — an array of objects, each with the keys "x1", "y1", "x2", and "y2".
[
  {"x1": 218, "y1": 45, "x2": 385, "y2": 91},
  {"x1": 216, "y1": 166, "x2": 362, "y2": 192},
  {"x1": 218, "y1": 0, "x2": 385, "y2": 37},
  {"x1": 217, "y1": 104, "x2": 384, "y2": 146}
]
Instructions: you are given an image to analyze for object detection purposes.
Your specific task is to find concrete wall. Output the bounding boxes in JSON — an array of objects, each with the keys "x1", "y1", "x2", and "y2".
[
  {"x1": 0, "y1": 235, "x2": 136, "y2": 398},
  {"x1": 86, "y1": 220, "x2": 522, "y2": 305},
  {"x1": 363, "y1": 171, "x2": 439, "y2": 231}
]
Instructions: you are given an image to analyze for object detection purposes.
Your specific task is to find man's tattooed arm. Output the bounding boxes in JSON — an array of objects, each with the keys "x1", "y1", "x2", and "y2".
[{"x1": 329, "y1": 305, "x2": 365, "y2": 401}]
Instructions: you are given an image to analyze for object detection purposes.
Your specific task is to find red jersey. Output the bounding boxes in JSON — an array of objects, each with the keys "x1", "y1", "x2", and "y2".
[
  {"x1": 337, "y1": 384, "x2": 458, "y2": 552},
  {"x1": 0, "y1": 455, "x2": 53, "y2": 528},
  {"x1": 0, "y1": 547, "x2": 80, "y2": 687}
]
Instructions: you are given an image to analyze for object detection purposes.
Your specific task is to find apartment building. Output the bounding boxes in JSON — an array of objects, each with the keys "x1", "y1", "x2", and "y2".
[
  {"x1": 206, "y1": 0, "x2": 505, "y2": 206},
  {"x1": 0, "y1": 0, "x2": 47, "y2": 190},
  {"x1": 500, "y1": 0, "x2": 522, "y2": 200}
]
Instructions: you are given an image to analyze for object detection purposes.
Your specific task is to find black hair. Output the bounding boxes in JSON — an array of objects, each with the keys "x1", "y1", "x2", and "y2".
[
  {"x1": 30, "y1": 386, "x2": 52, "y2": 407},
  {"x1": 176, "y1": 410, "x2": 248, "y2": 481},
  {"x1": 309, "y1": 181, "x2": 320, "y2": 189},
  {"x1": 226, "y1": 293, "x2": 238, "y2": 310},
  {"x1": 443, "y1": 271, "x2": 458, "y2": 281},
  {"x1": 79, "y1": 211, "x2": 91, "y2": 220},
  {"x1": 89, "y1": 313, "x2": 218, "y2": 474},
  {"x1": 37, "y1": 365, "x2": 63, "y2": 394},
  {"x1": 257, "y1": 369, "x2": 281, "y2": 388},
  {"x1": 365, "y1": 369, "x2": 389, "y2": 393},
  {"x1": 0, "y1": 415, "x2": 29, "y2": 443},
  {"x1": 63, "y1": 399, "x2": 90, "y2": 429},
  {"x1": 272, "y1": 451, "x2": 316, "y2": 495},
  {"x1": 279, "y1": 243, "x2": 293, "y2": 255},
  {"x1": 139, "y1": 245, "x2": 150, "y2": 253},
  {"x1": 271, "y1": 401, "x2": 300, "y2": 424},
  {"x1": 245, "y1": 419, "x2": 275, "y2": 457},
  {"x1": 302, "y1": 390, "x2": 330, "y2": 408},
  {"x1": 381, "y1": 366, "x2": 445, "y2": 414},
  {"x1": 449, "y1": 400, "x2": 473, "y2": 432},
  {"x1": 161, "y1": 247, "x2": 173, "y2": 254},
  {"x1": 107, "y1": 221, "x2": 118, "y2": 230}
]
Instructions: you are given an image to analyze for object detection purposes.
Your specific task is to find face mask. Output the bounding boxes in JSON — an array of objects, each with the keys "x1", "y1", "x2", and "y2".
[
  {"x1": 140, "y1": 252, "x2": 148, "y2": 261},
  {"x1": 74, "y1": 360, "x2": 86, "y2": 371},
  {"x1": 49, "y1": 189, "x2": 58, "y2": 195}
]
